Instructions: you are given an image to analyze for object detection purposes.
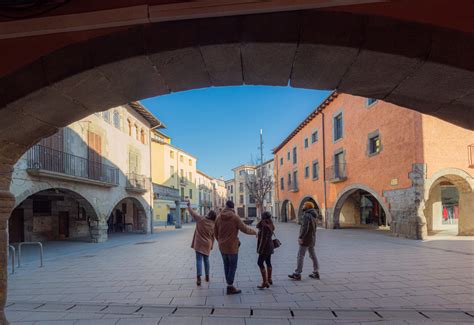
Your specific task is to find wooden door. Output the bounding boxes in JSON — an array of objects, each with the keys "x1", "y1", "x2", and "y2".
[
  {"x1": 8, "y1": 208, "x2": 24, "y2": 243},
  {"x1": 58, "y1": 211, "x2": 70, "y2": 238},
  {"x1": 88, "y1": 131, "x2": 102, "y2": 180}
]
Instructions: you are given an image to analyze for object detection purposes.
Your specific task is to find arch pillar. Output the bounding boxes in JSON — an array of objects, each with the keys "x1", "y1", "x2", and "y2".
[
  {"x1": 0, "y1": 190, "x2": 15, "y2": 325},
  {"x1": 90, "y1": 214, "x2": 108, "y2": 243}
]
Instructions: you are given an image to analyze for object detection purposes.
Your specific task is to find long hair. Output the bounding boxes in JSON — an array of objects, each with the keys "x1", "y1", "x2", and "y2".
[
  {"x1": 258, "y1": 211, "x2": 275, "y2": 231},
  {"x1": 207, "y1": 210, "x2": 217, "y2": 221}
]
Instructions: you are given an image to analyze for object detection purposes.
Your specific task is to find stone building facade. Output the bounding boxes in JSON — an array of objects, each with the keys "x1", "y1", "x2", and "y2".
[
  {"x1": 8, "y1": 102, "x2": 161, "y2": 243},
  {"x1": 274, "y1": 92, "x2": 474, "y2": 239}
]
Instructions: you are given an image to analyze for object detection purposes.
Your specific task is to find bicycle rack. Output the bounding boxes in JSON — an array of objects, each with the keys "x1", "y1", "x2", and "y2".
[
  {"x1": 18, "y1": 242, "x2": 43, "y2": 268},
  {"x1": 8, "y1": 245, "x2": 15, "y2": 274}
]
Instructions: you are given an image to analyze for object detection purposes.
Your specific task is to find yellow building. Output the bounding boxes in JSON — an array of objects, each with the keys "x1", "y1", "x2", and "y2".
[{"x1": 151, "y1": 130, "x2": 198, "y2": 224}]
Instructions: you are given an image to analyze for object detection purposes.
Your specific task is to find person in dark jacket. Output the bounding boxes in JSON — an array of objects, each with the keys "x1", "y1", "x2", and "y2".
[
  {"x1": 256, "y1": 211, "x2": 275, "y2": 289},
  {"x1": 288, "y1": 201, "x2": 320, "y2": 280}
]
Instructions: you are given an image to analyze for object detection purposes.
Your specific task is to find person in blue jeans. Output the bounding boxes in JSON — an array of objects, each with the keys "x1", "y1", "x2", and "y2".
[
  {"x1": 215, "y1": 201, "x2": 257, "y2": 294},
  {"x1": 187, "y1": 201, "x2": 216, "y2": 286}
]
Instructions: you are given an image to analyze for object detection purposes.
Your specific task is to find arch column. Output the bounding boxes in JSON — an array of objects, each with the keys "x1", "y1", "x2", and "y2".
[
  {"x1": 90, "y1": 214, "x2": 108, "y2": 243},
  {"x1": 0, "y1": 190, "x2": 15, "y2": 325}
]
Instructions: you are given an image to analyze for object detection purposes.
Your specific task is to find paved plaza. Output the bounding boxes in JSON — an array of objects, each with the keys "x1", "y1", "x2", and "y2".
[{"x1": 5, "y1": 223, "x2": 474, "y2": 324}]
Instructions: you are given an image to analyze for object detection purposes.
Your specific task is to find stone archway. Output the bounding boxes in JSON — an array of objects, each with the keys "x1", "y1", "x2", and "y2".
[
  {"x1": 423, "y1": 168, "x2": 474, "y2": 236},
  {"x1": 107, "y1": 196, "x2": 149, "y2": 235},
  {"x1": 331, "y1": 184, "x2": 391, "y2": 230},
  {"x1": 9, "y1": 187, "x2": 99, "y2": 243},
  {"x1": 280, "y1": 199, "x2": 296, "y2": 222},
  {"x1": 297, "y1": 196, "x2": 321, "y2": 218}
]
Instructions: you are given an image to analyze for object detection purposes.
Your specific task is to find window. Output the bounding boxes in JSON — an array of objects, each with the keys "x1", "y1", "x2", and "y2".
[
  {"x1": 113, "y1": 111, "x2": 120, "y2": 129},
  {"x1": 312, "y1": 161, "x2": 319, "y2": 180},
  {"x1": 181, "y1": 187, "x2": 185, "y2": 200},
  {"x1": 189, "y1": 159, "x2": 192, "y2": 166},
  {"x1": 292, "y1": 147, "x2": 297, "y2": 164},
  {"x1": 231, "y1": 185, "x2": 233, "y2": 194},
  {"x1": 267, "y1": 192, "x2": 272, "y2": 203},
  {"x1": 287, "y1": 151, "x2": 290, "y2": 161},
  {"x1": 280, "y1": 177, "x2": 284, "y2": 190},
  {"x1": 239, "y1": 195, "x2": 244, "y2": 204},
  {"x1": 170, "y1": 165, "x2": 175, "y2": 177},
  {"x1": 180, "y1": 155, "x2": 184, "y2": 163},
  {"x1": 249, "y1": 195, "x2": 255, "y2": 204},
  {"x1": 304, "y1": 138, "x2": 309, "y2": 148},
  {"x1": 140, "y1": 129, "x2": 146, "y2": 144},
  {"x1": 189, "y1": 172, "x2": 192, "y2": 180},
  {"x1": 334, "y1": 113, "x2": 343, "y2": 141},
  {"x1": 103, "y1": 111, "x2": 110, "y2": 123},
  {"x1": 189, "y1": 189, "x2": 193, "y2": 199},
  {"x1": 170, "y1": 150, "x2": 175, "y2": 159},
  {"x1": 334, "y1": 151, "x2": 345, "y2": 178},
  {"x1": 239, "y1": 182, "x2": 244, "y2": 192},
  {"x1": 180, "y1": 169, "x2": 184, "y2": 177},
  {"x1": 127, "y1": 119, "x2": 132, "y2": 136},
  {"x1": 287, "y1": 173, "x2": 292, "y2": 186},
  {"x1": 134, "y1": 124, "x2": 139, "y2": 140},
  {"x1": 367, "y1": 98, "x2": 378, "y2": 106},
  {"x1": 304, "y1": 166, "x2": 309, "y2": 178},
  {"x1": 311, "y1": 130, "x2": 318, "y2": 143},
  {"x1": 280, "y1": 157, "x2": 283, "y2": 166},
  {"x1": 368, "y1": 132, "x2": 381, "y2": 156},
  {"x1": 33, "y1": 200, "x2": 51, "y2": 215},
  {"x1": 293, "y1": 171, "x2": 298, "y2": 189},
  {"x1": 239, "y1": 170, "x2": 245, "y2": 176}
]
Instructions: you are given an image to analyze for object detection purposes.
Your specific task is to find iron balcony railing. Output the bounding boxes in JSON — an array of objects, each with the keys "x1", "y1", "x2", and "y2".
[
  {"x1": 326, "y1": 163, "x2": 347, "y2": 182},
  {"x1": 289, "y1": 183, "x2": 299, "y2": 192},
  {"x1": 126, "y1": 173, "x2": 150, "y2": 192},
  {"x1": 27, "y1": 144, "x2": 119, "y2": 185}
]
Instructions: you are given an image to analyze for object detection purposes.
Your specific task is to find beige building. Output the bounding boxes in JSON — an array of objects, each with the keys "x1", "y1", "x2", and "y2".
[
  {"x1": 8, "y1": 103, "x2": 162, "y2": 243},
  {"x1": 151, "y1": 130, "x2": 198, "y2": 225},
  {"x1": 212, "y1": 178, "x2": 227, "y2": 212}
]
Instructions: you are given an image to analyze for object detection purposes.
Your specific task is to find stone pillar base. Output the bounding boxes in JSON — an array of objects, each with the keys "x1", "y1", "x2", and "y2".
[
  {"x1": 0, "y1": 190, "x2": 15, "y2": 325},
  {"x1": 90, "y1": 223, "x2": 108, "y2": 243}
]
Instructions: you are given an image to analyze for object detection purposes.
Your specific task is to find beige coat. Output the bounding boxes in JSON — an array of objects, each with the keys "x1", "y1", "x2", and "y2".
[
  {"x1": 189, "y1": 209, "x2": 215, "y2": 256},
  {"x1": 214, "y1": 208, "x2": 256, "y2": 254}
]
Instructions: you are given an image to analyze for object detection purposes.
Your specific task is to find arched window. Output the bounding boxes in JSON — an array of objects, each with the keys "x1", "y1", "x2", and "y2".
[
  {"x1": 113, "y1": 111, "x2": 121, "y2": 129},
  {"x1": 140, "y1": 129, "x2": 146, "y2": 144},
  {"x1": 135, "y1": 124, "x2": 139, "y2": 140},
  {"x1": 127, "y1": 119, "x2": 132, "y2": 136},
  {"x1": 103, "y1": 111, "x2": 110, "y2": 123}
]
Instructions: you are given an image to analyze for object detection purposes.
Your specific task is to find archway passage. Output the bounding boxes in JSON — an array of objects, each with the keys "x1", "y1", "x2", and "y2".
[
  {"x1": 280, "y1": 199, "x2": 296, "y2": 222},
  {"x1": 107, "y1": 197, "x2": 147, "y2": 235},
  {"x1": 9, "y1": 188, "x2": 97, "y2": 243},
  {"x1": 297, "y1": 197, "x2": 320, "y2": 218},
  {"x1": 424, "y1": 175, "x2": 474, "y2": 236},
  {"x1": 333, "y1": 189, "x2": 389, "y2": 230}
]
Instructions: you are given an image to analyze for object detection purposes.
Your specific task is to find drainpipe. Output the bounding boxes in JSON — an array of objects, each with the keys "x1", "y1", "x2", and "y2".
[
  {"x1": 149, "y1": 127, "x2": 154, "y2": 234},
  {"x1": 321, "y1": 111, "x2": 328, "y2": 229}
]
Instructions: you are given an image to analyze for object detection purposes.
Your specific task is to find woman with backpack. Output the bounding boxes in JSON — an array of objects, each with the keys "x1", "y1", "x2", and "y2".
[{"x1": 256, "y1": 211, "x2": 275, "y2": 289}]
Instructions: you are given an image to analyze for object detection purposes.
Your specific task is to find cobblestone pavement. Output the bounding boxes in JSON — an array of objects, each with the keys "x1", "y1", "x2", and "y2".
[{"x1": 6, "y1": 223, "x2": 474, "y2": 324}]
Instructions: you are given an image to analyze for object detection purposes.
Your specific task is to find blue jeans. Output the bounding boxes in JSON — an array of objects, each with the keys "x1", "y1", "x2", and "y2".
[
  {"x1": 221, "y1": 253, "x2": 238, "y2": 286},
  {"x1": 196, "y1": 252, "x2": 210, "y2": 277}
]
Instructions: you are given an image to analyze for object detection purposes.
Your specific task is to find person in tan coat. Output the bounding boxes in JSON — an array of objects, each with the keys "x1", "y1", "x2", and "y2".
[
  {"x1": 187, "y1": 201, "x2": 216, "y2": 286},
  {"x1": 215, "y1": 200, "x2": 257, "y2": 295}
]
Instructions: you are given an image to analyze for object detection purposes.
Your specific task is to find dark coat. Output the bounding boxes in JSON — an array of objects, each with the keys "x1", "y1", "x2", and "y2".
[
  {"x1": 299, "y1": 208, "x2": 318, "y2": 247},
  {"x1": 215, "y1": 208, "x2": 256, "y2": 254},
  {"x1": 256, "y1": 219, "x2": 275, "y2": 255}
]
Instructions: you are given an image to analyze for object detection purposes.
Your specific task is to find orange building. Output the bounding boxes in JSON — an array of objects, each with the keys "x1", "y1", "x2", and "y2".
[{"x1": 273, "y1": 93, "x2": 474, "y2": 239}]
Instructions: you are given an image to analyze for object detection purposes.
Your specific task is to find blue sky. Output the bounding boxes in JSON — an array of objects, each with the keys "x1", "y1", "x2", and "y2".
[{"x1": 142, "y1": 86, "x2": 331, "y2": 180}]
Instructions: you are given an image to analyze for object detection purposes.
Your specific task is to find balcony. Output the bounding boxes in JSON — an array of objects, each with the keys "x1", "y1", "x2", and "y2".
[
  {"x1": 126, "y1": 173, "x2": 150, "y2": 193},
  {"x1": 153, "y1": 183, "x2": 180, "y2": 201},
  {"x1": 326, "y1": 163, "x2": 347, "y2": 183},
  {"x1": 289, "y1": 184, "x2": 299, "y2": 192},
  {"x1": 180, "y1": 177, "x2": 188, "y2": 186},
  {"x1": 27, "y1": 145, "x2": 119, "y2": 187}
]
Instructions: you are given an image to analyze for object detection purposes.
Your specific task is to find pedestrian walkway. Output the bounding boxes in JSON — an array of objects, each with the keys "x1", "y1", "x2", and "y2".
[
  {"x1": 6, "y1": 223, "x2": 474, "y2": 323},
  {"x1": 6, "y1": 301, "x2": 474, "y2": 324}
]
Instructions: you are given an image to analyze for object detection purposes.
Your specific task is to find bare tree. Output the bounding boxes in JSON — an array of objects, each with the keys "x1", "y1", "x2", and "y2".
[{"x1": 246, "y1": 164, "x2": 273, "y2": 219}]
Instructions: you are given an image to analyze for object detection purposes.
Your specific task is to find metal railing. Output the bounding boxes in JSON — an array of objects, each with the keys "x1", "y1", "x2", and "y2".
[
  {"x1": 326, "y1": 163, "x2": 347, "y2": 182},
  {"x1": 18, "y1": 242, "x2": 43, "y2": 268},
  {"x1": 27, "y1": 145, "x2": 119, "y2": 185},
  {"x1": 8, "y1": 245, "x2": 15, "y2": 274},
  {"x1": 180, "y1": 177, "x2": 188, "y2": 186},
  {"x1": 126, "y1": 173, "x2": 150, "y2": 191}
]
